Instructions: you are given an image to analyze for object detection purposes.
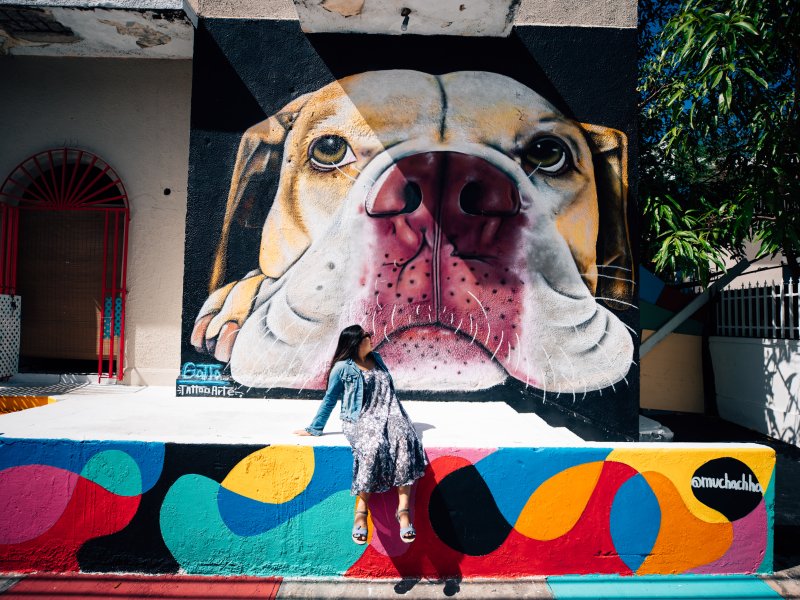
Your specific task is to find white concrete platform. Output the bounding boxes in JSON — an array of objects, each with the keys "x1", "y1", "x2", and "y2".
[{"x1": 0, "y1": 385, "x2": 584, "y2": 446}]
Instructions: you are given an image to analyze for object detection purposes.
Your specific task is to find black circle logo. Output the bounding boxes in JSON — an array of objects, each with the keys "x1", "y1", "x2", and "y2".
[{"x1": 691, "y1": 457, "x2": 764, "y2": 521}]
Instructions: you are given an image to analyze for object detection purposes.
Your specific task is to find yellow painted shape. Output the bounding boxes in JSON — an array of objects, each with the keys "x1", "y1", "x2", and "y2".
[
  {"x1": 221, "y1": 445, "x2": 314, "y2": 504},
  {"x1": 636, "y1": 471, "x2": 733, "y2": 574},
  {"x1": 607, "y1": 447, "x2": 775, "y2": 523},
  {"x1": 515, "y1": 461, "x2": 604, "y2": 541},
  {"x1": 0, "y1": 396, "x2": 55, "y2": 414}
]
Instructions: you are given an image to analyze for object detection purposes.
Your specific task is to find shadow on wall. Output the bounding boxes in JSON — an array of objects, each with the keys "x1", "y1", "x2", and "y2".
[{"x1": 711, "y1": 337, "x2": 799, "y2": 448}]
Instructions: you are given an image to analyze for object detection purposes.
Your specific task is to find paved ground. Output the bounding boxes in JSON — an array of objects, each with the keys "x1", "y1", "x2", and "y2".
[{"x1": 0, "y1": 573, "x2": 796, "y2": 599}]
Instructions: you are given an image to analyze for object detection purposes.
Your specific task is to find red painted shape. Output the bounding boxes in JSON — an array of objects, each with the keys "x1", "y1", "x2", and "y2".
[
  {"x1": 0, "y1": 476, "x2": 139, "y2": 573},
  {"x1": 2, "y1": 574, "x2": 282, "y2": 599},
  {"x1": 347, "y1": 460, "x2": 638, "y2": 578}
]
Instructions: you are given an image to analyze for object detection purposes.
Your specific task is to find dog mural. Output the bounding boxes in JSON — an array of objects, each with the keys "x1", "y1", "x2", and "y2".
[{"x1": 190, "y1": 70, "x2": 634, "y2": 394}]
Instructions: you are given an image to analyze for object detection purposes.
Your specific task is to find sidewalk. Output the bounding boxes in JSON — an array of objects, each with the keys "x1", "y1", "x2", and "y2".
[{"x1": 1, "y1": 571, "x2": 798, "y2": 599}]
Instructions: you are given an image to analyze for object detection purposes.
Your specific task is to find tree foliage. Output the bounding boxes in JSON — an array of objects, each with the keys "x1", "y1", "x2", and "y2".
[{"x1": 639, "y1": 0, "x2": 799, "y2": 285}]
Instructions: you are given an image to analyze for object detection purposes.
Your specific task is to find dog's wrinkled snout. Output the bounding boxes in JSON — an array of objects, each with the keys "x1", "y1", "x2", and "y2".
[{"x1": 367, "y1": 152, "x2": 520, "y2": 219}]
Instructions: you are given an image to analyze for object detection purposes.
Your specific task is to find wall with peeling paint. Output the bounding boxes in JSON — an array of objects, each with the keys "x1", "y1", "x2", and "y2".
[
  {"x1": 0, "y1": 438, "x2": 775, "y2": 577},
  {"x1": 0, "y1": 56, "x2": 192, "y2": 384},
  {"x1": 180, "y1": 20, "x2": 639, "y2": 437},
  {"x1": 181, "y1": 0, "x2": 636, "y2": 29}
]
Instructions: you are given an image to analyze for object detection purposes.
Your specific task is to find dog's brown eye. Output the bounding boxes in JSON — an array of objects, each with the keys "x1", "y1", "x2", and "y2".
[
  {"x1": 308, "y1": 135, "x2": 356, "y2": 170},
  {"x1": 523, "y1": 136, "x2": 571, "y2": 175}
]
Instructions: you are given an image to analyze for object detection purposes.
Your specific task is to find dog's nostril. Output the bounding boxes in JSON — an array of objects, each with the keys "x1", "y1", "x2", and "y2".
[
  {"x1": 402, "y1": 181, "x2": 423, "y2": 214},
  {"x1": 459, "y1": 180, "x2": 519, "y2": 217},
  {"x1": 459, "y1": 181, "x2": 484, "y2": 215}
]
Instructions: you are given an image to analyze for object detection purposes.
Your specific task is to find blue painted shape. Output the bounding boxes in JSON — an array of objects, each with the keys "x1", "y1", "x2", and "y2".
[
  {"x1": 609, "y1": 473, "x2": 660, "y2": 572},
  {"x1": 639, "y1": 267, "x2": 666, "y2": 304},
  {"x1": 162, "y1": 473, "x2": 365, "y2": 576},
  {"x1": 217, "y1": 446, "x2": 353, "y2": 536},
  {"x1": 0, "y1": 438, "x2": 164, "y2": 493},
  {"x1": 547, "y1": 575, "x2": 781, "y2": 599},
  {"x1": 474, "y1": 447, "x2": 611, "y2": 525}
]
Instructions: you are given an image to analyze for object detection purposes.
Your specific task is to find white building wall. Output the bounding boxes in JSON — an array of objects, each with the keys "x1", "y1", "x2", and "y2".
[
  {"x1": 0, "y1": 56, "x2": 192, "y2": 385},
  {"x1": 710, "y1": 336, "x2": 800, "y2": 447}
]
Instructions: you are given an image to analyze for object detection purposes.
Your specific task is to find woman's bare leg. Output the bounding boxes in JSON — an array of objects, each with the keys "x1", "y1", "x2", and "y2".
[
  {"x1": 355, "y1": 492, "x2": 371, "y2": 526},
  {"x1": 397, "y1": 485, "x2": 412, "y2": 528}
]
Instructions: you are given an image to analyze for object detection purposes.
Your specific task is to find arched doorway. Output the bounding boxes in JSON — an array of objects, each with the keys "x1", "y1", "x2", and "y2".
[{"x1": 0, "y1": 148, "x2": 129, "y2": 382}]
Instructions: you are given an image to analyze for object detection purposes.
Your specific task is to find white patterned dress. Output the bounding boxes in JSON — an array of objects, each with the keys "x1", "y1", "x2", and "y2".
[{"x1": 342, "y1": 367, "x2": 428, "y2": 494}]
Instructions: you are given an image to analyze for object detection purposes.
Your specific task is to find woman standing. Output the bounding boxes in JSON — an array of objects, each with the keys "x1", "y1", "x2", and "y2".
[{"x1": 294, "y1": 325, "x2": 428, "y2": 544}]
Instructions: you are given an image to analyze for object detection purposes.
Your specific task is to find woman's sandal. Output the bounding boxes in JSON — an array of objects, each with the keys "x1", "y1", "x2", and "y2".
[
  {"x1": 395, "y1": 508, "x2": 416, "y2": 543},
  {"x1": 352, "y1": 510, "x2": 368, "y2": 545}
]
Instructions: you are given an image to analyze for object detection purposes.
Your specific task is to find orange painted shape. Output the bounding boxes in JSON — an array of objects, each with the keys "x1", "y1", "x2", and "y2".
[
  {"x1": 637, "y1": 472, "x2": 733, "y2": 574},
  {"x1": 0, "y1": 396, "x2": 55, "y2": 414},
  {"x1": 514, "y1": 461, "x2": 604, "y2": 541}
]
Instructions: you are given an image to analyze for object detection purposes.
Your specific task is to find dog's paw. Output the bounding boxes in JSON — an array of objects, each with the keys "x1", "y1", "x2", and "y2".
[{"x1": 191, "y1": 273, "x2": 266, "y2": 362}]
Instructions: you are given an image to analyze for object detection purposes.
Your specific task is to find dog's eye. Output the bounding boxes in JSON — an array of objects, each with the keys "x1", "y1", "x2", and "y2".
[
  {"x1": 308, "y1": 135, "x2": 357, "y2": 170},
  {"x1": 523, "y1": 136, "x2": 571, "y2": 175}
]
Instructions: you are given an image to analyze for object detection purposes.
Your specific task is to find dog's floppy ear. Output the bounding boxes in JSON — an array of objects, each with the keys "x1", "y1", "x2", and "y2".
[
  {"x1": 210, "y1": 93, "x2": 311, "y2": 292},
  {"x1": 579, "y1": 123, "x2": 634, "y2": 308}
]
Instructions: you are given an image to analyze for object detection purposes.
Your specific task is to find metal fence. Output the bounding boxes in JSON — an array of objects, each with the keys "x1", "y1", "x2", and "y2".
[{"x1": 715, "y1": 280, "x2": 799, "y2": 340}]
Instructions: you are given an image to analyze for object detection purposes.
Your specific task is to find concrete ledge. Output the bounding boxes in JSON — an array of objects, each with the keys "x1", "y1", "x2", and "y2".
[{"x1": 0, "y1": 434, "x2": 775, "y2": 578}]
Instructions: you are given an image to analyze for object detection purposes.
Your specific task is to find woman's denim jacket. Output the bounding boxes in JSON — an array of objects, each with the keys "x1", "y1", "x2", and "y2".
[{"x1": 305, "y1": 352, "x2": 392, "y2": 436}]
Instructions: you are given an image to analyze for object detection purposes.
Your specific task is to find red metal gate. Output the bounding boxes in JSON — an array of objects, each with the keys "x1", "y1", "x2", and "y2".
[{"x1": 0, "y1": 148, "x2": 130, "y2": 382}]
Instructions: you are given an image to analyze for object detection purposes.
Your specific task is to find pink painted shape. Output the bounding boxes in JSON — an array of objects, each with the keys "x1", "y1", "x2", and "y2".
[
  {"x1": 688, "y1": 499, "x2": 767, "y2": 574},
  {"x1": 0, "y1": 465, "x2": 79, "y2": 544},
  {"x1": 425, "y1": 447, "x2": 495, "y2": 464},
  {"x1": 366, "y1": 489, "x2": 413, "y2": 558}
]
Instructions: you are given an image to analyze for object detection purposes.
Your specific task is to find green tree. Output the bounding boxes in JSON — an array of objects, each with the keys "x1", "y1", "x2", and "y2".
[{"x1": 639, "y1": 0, "x2": 799, "y2": 285}]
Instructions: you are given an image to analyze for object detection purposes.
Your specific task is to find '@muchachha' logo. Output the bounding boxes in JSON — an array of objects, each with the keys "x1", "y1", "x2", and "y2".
[
  {"x1": 691, "y1": 472, "x2": 763, "y2": 493},
  {"x1": 691, "y1": 457, "x2": 765, "y2": 521}
]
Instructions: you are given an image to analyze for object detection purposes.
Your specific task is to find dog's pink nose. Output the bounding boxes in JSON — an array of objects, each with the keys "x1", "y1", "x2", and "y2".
[{"x1": 367, "y1": 152, "x2": 520, "y2": 217}]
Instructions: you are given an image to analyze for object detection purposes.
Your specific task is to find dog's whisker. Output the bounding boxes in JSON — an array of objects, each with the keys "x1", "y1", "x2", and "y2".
[
  {"x1": 540, "y1": 344, "x2": 554, "y2": 397},
  {"x1": 489, "y1": 329, "x2": 504, "y2": 362},
  {"x1": 524, "y1": 354, "x2": 531, "y2": 391},
  {"x1": 621, "y1": 321, "x2": 639, "y2": 338},
  {"x1": 596, "y1": 265, "x2": 632, "y2": 273},
  {"x1": 594, "y1": 297, "x2": 639, "y2": 310},
  {"x1": 371, "y1": 312, "x2": 377, "y2": 336},
  {"x1": 515, "y1": 333, "x2": 522, "y2": 372},
  {"x1": 351, "y1": 164, "x2": 377, "y2": 186},
  {"x1": 581, "y1": 273, "x2": 637, "y2": 285},
  {"x1": 334, "y1": 164, "x2": 360, "y2": 184},
  {"x1": 454, "y1": 318, "x2": 463, "y2": 335},
  {"x1": 526, "y1": 164, "x2": 542, "y2": 180},
  {"x1": 383, "y1": 323, "x2": 391, "y2": 344},
  {"x1": 592, "y1": 332, "x2": 620, "y2": 391},
  {"x1": 466, "y1": 291, "x2": 491, "y2": 346},
  {"x1": 559, "y1": 348, "x2": 578, "y2": 404},
  {"x1": 390, "y1": 304, "x2": 397, "y2": 329}
]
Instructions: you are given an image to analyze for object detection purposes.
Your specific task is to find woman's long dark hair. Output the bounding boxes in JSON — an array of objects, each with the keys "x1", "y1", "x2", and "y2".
[{"x1": 327, "y1": 325, "x2": 370, "y2": 381}]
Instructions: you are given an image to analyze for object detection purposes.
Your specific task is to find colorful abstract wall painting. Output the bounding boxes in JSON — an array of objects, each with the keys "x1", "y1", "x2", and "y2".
[{"x1": 0, "y1": 439, "x2": 774, "y2": 577}]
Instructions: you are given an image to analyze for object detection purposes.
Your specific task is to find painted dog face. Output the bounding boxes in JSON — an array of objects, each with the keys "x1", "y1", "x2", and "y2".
[{"x1": 192, "y1": 70, "x2": 634, "y2": 393}]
